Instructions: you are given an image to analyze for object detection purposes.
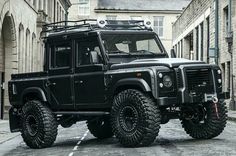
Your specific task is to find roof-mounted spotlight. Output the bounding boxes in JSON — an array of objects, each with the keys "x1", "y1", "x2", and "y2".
[
  {"x1": 144, "y1": 20, "x2": 152, "y2": 29},
  {"x1": 97, "y1": 19, "x2": 107, "y2": 28}
]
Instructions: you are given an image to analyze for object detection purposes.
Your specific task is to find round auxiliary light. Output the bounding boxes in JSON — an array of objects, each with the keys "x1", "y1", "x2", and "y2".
[
  {"x1": 97, "y1": 19, "x2": 107, "y2": 28},
  {"x1": 163, "y1": 75, "x2": 173, "y2": 88},
  {"x1": 217, "y1": 69, "x2": 221, "y2": 74},
  {"x1": 159, "y1": 83, "x2": 164, "y2": 88},
  {"x1": 158, "y1": 73, "x2": 163, "y2": 78},
  {"x1": 218, "y1": 79, "x2": 222, "y2": 84},
  {"x1": 144, "y1": 20, "x2": 152, "y2": 29}
]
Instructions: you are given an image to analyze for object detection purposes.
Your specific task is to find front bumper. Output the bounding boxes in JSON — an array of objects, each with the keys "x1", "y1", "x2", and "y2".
[
  {"x1": 157, "y1": 64, "x2": 229, "y2": 107},
  {"x1": 157, "y1": 92, "x2": 229, "y2": 107}
]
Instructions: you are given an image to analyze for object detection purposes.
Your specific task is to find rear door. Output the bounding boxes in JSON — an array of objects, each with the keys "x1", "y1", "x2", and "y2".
[{"x1": 47, "y1": 40, "x2": 74, "y2": 111}]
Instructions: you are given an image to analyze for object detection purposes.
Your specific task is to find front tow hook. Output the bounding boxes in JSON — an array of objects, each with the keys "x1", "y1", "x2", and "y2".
[{"x1": 212, "y1": 97, "x2": 219, "y2": 119}]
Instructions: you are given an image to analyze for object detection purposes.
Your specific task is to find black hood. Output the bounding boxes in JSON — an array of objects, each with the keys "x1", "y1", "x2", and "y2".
[{"x1": 110, "y1": 58, "x2": 205, "y2": 70}]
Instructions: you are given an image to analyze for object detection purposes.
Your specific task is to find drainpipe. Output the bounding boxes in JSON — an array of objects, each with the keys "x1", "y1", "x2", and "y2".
[{"x1": 215, "y1": 0, "x2": 219, "y2": 65}]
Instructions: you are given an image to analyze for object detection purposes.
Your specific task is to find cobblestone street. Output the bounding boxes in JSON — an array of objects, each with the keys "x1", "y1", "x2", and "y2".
[{"x1": 1, "y1": 119, "x2": 236, "y2": 156}]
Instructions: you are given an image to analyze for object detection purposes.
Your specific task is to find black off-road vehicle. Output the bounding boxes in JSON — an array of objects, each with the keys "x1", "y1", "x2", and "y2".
[{"x1": 8, "y1": 20, "x2": 229, "y2": 148}]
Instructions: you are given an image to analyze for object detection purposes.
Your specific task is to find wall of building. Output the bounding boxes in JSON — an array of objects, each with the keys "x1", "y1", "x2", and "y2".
[
  {"x1": 0, "y1": 0, "x2": 70, "y2": 119},
  {"x1": 68, "y1": 0, "x2": 183, "y2": 53},
  {"x1": 172, "y1": 0, "x2": 236, "y2": 101}
]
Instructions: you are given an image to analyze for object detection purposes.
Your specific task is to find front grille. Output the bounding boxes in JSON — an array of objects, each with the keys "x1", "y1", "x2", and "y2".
[
  {"x1": 176, "y1": 70, "x2": 182, "y2": 88},
  {"x1": 186, "y1": 68, "x2": 213, "y2": 93}
]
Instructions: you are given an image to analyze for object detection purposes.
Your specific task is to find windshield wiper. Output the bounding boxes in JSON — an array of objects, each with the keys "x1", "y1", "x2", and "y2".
[
  {"x1": 133, "y1": 50, "x2": 159, "y2": 56},
  {"x1": 109, "y1": 50, "x2": 130, "y2": 55}
]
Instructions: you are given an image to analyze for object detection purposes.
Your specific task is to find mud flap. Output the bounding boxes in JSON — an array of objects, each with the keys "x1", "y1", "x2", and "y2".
[{"x1": 9, "y1": 107, "x2": 21, "y2": 132}]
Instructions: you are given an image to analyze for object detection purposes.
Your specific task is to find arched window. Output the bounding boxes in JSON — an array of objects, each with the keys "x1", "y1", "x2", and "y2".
[
  {"x1": 33, "y1": 0, "x2": 37, "y2": 9},
  {"x1": 38, "y1": 0, "x2": 43, "y2": 10},
  {"x1": 18, "y1": 24, "x2": 24, "y2": 73},
  {"x1": 31, "y1": 33, "x2": 36, "y2": 71},
  {"x1": 25, "y1": 29, "x2": 30, "y2": 72}
]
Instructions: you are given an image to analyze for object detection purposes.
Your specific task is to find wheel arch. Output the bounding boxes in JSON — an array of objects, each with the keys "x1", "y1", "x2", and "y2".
[
  {"x1": 113, "y1": 78, "x2": 152, "y2": 96},
  {"x1": 21, "y1": 87, "x2": 48, "y2": 105}
]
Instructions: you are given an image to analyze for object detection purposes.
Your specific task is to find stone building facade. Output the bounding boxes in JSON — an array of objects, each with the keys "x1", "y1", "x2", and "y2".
[
  {"x1": 0, "y1": 0, "x2": 71, "y2": 119},
  {"x1": 172, "y1": 0, "x2": 236, "y2": 104},
  {"x1": 68, "y1": 0, "x2": 191, "y2": 53}
]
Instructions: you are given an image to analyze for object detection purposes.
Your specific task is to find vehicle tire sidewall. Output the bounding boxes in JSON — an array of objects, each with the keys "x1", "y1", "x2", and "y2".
[
  {"x1": 111, "y1": 90, "x2": 152, "y2": 146},
  {"x1": 22, "y1": 102, "x2": 44, "y2": 141}
]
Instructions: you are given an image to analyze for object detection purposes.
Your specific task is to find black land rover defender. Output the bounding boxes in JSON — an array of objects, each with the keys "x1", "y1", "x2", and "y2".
[{"x1": 8, "y1": 20, "x2": 229, "y2": 149}]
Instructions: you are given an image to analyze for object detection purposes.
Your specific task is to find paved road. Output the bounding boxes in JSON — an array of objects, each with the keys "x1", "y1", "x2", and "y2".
[{"x1": 1, "y1": 120, "x2": 236, "y2": 156}]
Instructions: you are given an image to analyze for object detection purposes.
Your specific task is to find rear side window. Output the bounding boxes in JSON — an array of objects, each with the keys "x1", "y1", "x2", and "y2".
[{"x1": 50, "y1": 42, "x2": 71, "y2": 69}]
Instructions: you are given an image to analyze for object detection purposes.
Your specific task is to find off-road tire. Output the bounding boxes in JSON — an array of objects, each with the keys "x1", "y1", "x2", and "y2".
[
  {"x1": 181, "y1": 100, "x2": 227, "y2": 139},
  {"x1": 111, "y1": 89, "x2": 161, "y2": 147},
  {"x1": 87, "y1": 117, "x2": 113, "y2": 139},
  {"x1": 21, "y1": 100, "x2": 58, "y2": 149}
]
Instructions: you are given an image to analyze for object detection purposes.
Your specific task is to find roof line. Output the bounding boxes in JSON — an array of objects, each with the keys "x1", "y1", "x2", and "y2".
[{"x1": 94, "y1": 9, "x2": 183, "y2": 14}]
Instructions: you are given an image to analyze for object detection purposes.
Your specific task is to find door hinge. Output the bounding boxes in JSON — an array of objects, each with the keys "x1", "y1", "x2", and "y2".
[{"x1": 1, "y1": 82, "x2": 5, "y2": 90}]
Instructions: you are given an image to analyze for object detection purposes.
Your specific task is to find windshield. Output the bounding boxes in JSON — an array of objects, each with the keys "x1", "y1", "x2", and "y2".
[{"x1": 101, "y1": 33, "x2": 165, "y2": 56}]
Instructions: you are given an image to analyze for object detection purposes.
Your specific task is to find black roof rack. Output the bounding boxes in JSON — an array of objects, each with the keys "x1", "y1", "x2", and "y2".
[{"x1": 42, "y1": 19, "x2": 152, "y2": 36}]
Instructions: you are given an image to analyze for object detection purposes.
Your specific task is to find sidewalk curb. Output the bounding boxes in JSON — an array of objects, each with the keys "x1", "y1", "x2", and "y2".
[{"x1": 228, "y1": 116, "x2": 236, "y2": 122}]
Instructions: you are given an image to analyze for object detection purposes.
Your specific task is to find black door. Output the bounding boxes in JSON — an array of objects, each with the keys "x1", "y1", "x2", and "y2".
[
  {"x1": 74, "y1": 38, "x2": 107, "y2": 109},
  {"x1": 47, "y1": 41, "x2": 74, "y2": 111},
  {"x1": 0, "y1": 72, "x2": 4, "y2": 119}
]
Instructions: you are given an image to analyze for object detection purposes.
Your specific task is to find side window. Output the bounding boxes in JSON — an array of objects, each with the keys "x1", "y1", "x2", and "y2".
[
  {"x1": 50, "y1": 42, "x2": 71, "y2": 69},
  {"x1": 77, "y1": 39, "x2": 103, "y2": 66}
]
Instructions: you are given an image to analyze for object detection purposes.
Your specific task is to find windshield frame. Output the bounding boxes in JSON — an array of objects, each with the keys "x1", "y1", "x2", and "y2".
[{"x1": 98, "y1": 30, "x2": 169, "y2": 63}]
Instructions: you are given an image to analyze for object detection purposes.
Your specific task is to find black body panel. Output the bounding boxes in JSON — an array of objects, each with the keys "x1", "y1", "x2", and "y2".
[{"x1": 7, "y1": 25, "x2": 229, "y2": 133}]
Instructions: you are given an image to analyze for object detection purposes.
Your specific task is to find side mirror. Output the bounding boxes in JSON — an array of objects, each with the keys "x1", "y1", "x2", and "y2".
[
  {"x1": 90, "y1": 51, "x2": 100, "y2": 64},
  {"x1": 170, "y1": 49, "x2": 176, "y2": 58}
]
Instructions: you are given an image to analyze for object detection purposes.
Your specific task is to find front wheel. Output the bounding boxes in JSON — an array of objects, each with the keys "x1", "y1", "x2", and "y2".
[
  {"x1": 181, "y1": 101, "x2": 227, "y2": 139},
  {"x1": 111, "y1": 89, "x2": 161, "y2": 147},
  {"x1": 21, "y1": 100, "x2": 58, "y2": 149}
]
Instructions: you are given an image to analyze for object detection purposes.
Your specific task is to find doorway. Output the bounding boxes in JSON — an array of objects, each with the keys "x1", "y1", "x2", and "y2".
[
  {"x1": 0, "y1": 72, "x2": 4, "y2": 119},
  {"x1": 0, "y1": 14, "x2": 17, "y2": 119}
]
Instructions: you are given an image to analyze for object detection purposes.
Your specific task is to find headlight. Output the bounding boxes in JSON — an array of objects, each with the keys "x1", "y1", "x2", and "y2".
[{"x1": 163, "y1": 75, "x2": 172, "y2": 88}]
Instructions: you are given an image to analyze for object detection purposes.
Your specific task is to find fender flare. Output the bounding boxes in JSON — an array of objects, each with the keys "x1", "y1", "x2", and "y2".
[
  {"x1": 21, "y1": 87, "x2": 47, "y2": 105},
  {"x1": 113, "y1": 78, "x2": 151, "y2": 94}
]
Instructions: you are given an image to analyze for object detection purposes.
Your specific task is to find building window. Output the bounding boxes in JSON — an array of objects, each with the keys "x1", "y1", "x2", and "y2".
[
  {"x1": 33, "y1": 0, "x2": 37, "y2": 8},
  {"x1": 227, "y1": 61, "x2": 231, "y2": 92},
  {"x1": 200, "y1": 22, "x2": 204, "y2": 61},
  {"x1": 78, "y1": 0, "x2": 90, "y2": 16},
  {"x1": 106, "y1": 15, "x2": 117, "y2": 20},
  {"x1": 25, "y1": 29, "x2": 30, "y2": 72},
  {"x1": 153, "y1": 16, "x2": 164, "y2": 37},
  {"x1": 206, "y1": 17, "x2": 210, "y2": 63},
  {"x1": 59, "y1": 6, "x2": 62, "y2": 21},
  {"x1": 180, "y1": 40, "x2": 183, "y2": 58},
  {"x1": 18, "y1": 24, "x2": 24, "y2": 73},
  {"x1": 57, "y1": 2, "x2": 59, "y2": 22},
  {"x1": 224, "y1": 6, "x2": 229, "y2": 35},
  {"x1": 196, "y1": 26, "x2": 199, "y2": 60},
  {"x1": 31, "y1": 33, "x2": 36, "y2": 71},
  {"x1": 130, "y1": 16, "x2": 142, "y2": 20}
]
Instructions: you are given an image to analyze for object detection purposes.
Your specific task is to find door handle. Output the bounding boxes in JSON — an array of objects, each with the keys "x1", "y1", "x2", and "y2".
[
  {"x1": 75, "y1": 80, "x2": 83, "y2": 84},
  {"x1": 46, "y1": 81, "x2": 56, "y2": 87}
]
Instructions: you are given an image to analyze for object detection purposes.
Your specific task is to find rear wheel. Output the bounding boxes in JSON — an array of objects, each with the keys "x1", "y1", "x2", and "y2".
[
  {"x1": 21, "y1": 100, "x2": 58, "y2": 149},
  {"x1": 181, "y1": 101, "x2": 227, "y2": 139},
  {"x1": 111, "y1": 89, "x2": 161, "y2": 147},
  {"x1": 87, "y1": 117, "x2": 113, "y2": 139}
]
